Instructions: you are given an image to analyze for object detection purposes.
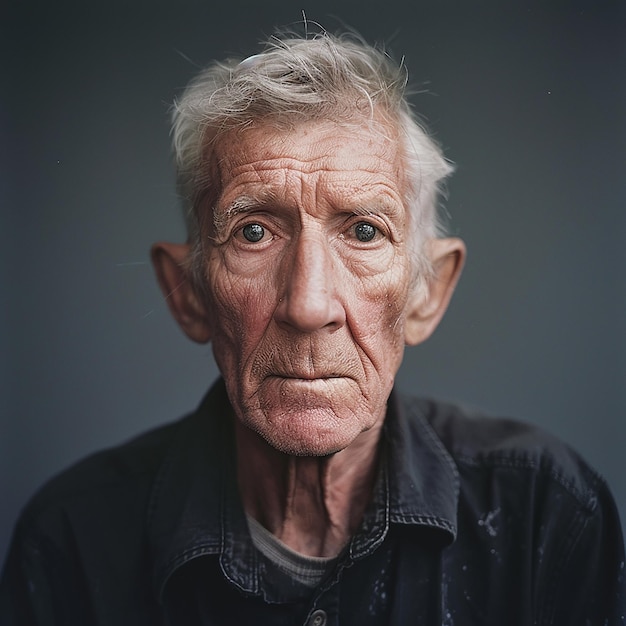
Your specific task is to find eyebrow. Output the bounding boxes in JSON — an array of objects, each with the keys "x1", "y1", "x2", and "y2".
[
  {"x1": 337, "y1": 189, "x2": 407, "y2": 227},
  {"x1": 213, "y1": 194, "x2": 274, "y2": 233},
  {"x1": 349, "y1": 203, "x2": 403, "y2": 220},
  {"x1": 212, "y1": 190, "x2": 405, "y2": 233}
]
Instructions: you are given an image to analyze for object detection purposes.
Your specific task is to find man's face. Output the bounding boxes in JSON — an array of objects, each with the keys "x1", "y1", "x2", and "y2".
[{"x1": 199, "y1": 119, "x2": 416, "y2": 456}]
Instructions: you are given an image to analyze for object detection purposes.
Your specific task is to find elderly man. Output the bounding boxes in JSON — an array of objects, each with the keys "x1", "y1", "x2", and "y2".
[{"x1": 1, "y1": 31, "x2": 624, "y2": 625}]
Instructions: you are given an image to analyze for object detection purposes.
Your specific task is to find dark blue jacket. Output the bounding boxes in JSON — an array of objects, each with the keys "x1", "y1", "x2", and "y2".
[{"x1": 1, "y1": 379, "x2": 624, "y2": 624}]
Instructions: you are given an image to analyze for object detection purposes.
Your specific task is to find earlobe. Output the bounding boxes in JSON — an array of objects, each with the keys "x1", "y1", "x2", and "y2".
[
  {"x1": 404, "y1": 237, "x2": 466, "y2": 346},
  {"x1": 151, "y1": 242, "x2": 212, "y2": 344}
]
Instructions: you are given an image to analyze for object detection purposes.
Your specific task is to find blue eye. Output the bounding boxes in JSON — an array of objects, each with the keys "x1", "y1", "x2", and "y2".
[
  {"x1": 242, "y1": 223, "x2": 265, "y2": 242},
  {"x1": 354, "y1": 222, "x2": 377, "y2": 242}
]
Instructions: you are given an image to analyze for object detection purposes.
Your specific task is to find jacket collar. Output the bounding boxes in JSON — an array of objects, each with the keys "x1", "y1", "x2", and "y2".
[
  {"x1": 385, "y1": 391, "x2": 459, "y2": 537},
  {"x1": 147, "y1": 380, "x2": 459, "y2": 601}
]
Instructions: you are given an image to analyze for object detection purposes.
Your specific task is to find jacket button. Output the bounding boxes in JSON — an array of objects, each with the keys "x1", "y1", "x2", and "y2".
[{"x1": 307, "y1": 609, "x2": 327, "y2": 626}]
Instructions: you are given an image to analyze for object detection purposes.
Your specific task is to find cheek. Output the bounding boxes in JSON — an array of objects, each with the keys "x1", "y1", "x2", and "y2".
[
  {"x1": 205, "y1": 255, "x2": 277, "y2": 348},
  {"x1": 341, "y1": 277, "x2": 410, "y2": 389},
  {"x1": 345, "y1": 257, "x2": 411, "y2": 340}
]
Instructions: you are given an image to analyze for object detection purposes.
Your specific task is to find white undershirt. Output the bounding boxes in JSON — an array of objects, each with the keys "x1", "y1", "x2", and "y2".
[{"x1": 246, "y1": 514, "x2": 337, "y2": 588}]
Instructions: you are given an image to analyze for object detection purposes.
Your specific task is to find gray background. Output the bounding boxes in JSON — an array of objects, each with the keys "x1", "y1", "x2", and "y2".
[{"x1": 2, "y1": 0, "x2": 625, "y2": 568}]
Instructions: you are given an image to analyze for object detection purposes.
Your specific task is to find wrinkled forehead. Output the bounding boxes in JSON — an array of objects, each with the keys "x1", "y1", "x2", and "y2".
[{"x1": 207, "y1": 117, "x2": 408, "y2": 204}]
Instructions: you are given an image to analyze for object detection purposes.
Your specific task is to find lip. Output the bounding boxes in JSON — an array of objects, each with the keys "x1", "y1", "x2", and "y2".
[{"x1": 269, "y1": 373, "x2": 346, "y2": 381}]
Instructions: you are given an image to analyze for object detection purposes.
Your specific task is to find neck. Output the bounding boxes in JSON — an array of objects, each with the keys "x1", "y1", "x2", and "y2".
[{"x1": 235, "y1": 419, "x2": 383, "y2": 558}]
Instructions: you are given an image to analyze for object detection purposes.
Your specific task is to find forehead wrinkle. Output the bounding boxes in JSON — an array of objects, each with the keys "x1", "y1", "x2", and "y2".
[
  {"x1": 214, "y1": 140, "x2": 405, "y2": 224},
  {"x1": 215, "y1": 172, "x2": 405, "y2": 228},
  {"x1": 226, "y1": 149, "x2": 400, "y2": 175}
]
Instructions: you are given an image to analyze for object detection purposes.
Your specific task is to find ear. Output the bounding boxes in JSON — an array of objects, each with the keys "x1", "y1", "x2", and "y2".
[
  {"x1": 404, "y1": 237, "x2": 466, "y2": 346},
  {"x1": 151, "y1": 242, "x2": 212, "y2": 344}
]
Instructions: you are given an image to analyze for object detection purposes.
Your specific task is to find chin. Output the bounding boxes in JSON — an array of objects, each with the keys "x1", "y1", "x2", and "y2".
[
  {"x1": 266, "y1": 437, "x2": 346, "y2": 458},
  {"x1": 251, "y1": 408, "x2": 364, "y2": 457}
]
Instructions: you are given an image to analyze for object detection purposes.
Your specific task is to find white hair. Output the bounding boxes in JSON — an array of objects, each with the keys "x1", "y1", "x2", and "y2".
[{"x1": 171, "y1": 31, "x2": 453, "y2": 289}]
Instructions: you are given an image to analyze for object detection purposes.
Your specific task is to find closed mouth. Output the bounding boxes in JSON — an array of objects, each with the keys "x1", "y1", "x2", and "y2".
[{"x1": 269, "y1": 373, "x2": 346, "y2": 381}]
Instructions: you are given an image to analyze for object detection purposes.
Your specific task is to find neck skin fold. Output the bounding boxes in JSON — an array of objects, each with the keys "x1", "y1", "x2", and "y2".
[{"x1": 235, "y1": 417, "x2": 384, "y2": 558}]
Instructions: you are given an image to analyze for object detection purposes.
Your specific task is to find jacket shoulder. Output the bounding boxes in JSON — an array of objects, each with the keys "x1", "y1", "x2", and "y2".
[
  {"x1": 400, "y1": 396, "x2": 626, "y2": 622},
  {"x1": 403, "y1": 395, "x2": 605, "y2": 512}
]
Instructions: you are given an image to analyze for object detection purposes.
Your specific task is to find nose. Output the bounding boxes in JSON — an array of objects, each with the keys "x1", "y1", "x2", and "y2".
[{"x1": 274, "y1": 232, "x2": 346, "y2": 332}]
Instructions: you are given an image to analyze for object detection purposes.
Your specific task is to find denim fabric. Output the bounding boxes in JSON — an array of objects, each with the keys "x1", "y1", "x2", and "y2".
[{"x1": 1, "y1": 378, "x2": 624, "y2": 625}]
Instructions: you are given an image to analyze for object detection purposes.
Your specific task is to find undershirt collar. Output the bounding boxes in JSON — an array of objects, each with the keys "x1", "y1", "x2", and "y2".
[{"x1": 246, "y1": 514, "x2": 337, "y2": 588}]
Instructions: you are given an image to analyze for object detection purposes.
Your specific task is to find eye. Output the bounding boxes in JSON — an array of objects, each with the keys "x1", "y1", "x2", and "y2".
[
  {"x1": 242, "y1": 223, "x2": 265, "y2": 243},
  {"x1": 353, "y1": 221, "x2": 378, "y2": 242}
]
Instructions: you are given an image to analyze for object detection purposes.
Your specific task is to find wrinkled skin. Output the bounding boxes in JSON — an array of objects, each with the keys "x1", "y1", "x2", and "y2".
[
  {"x1": 202, "y1": 120, "x2": 416, "y2": 456},
  {"x1": 153, "y1": 118, "x2": 464, "y2": 555}
]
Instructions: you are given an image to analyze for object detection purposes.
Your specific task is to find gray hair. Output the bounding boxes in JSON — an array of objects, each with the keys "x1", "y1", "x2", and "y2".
[{"x1": 171, "y1": 31, "x2": 453, "y2": 288}]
